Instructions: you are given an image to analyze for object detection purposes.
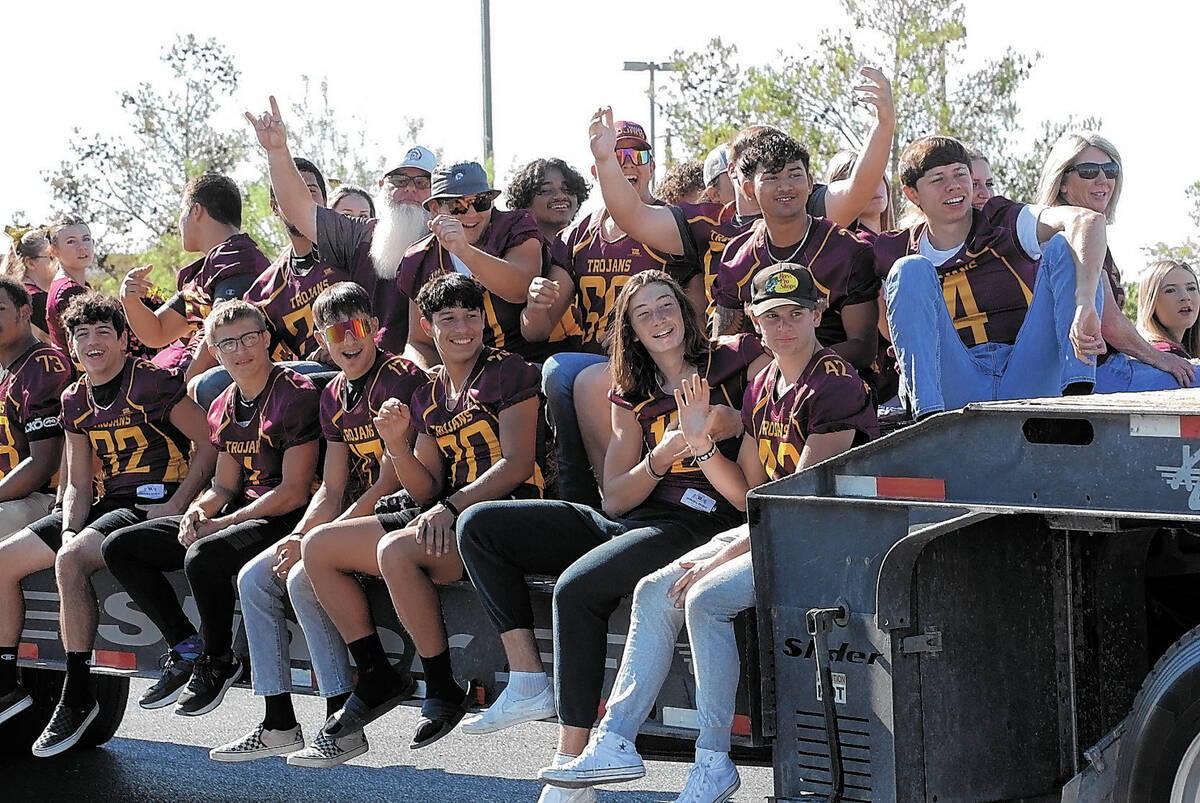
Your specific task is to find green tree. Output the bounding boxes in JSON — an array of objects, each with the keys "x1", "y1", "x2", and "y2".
[
  {"x1": 46, "y1": 35, "x2": 246, "y2": 250},
  {"x1": 1142, "y1": 181, "x2": 1200, "y2": 263},
  {"x1": 656, "y1": 39, "x2": 744, "y2": 157}
]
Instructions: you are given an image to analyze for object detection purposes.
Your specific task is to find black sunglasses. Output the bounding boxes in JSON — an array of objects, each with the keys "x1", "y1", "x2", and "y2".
[{"x1": 1065, "y1": 161, "x2": 1119, "y2": 180}]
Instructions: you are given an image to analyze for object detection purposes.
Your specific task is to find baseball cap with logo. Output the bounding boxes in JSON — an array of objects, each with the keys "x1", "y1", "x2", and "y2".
[
  {"x1": 385, "y1": 146, "x2": 437, "y2": 177},
  {"x1": 704, "y1": 144, "x2": 729, "y2": 186},
  {"x1": 614, "y1": 121, "x2": 650, "y2": 149},
  {"x1": 426, "y1": 161, "x2": 498, "y2": 204},
  {"x1": 749, "y1": 263, "x2": 823, "y2": 315}
]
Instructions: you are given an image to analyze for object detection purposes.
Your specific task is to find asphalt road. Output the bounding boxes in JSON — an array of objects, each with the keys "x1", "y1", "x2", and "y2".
[{"x1": 4, "y1": 679, "x2": 774, "y2": 802}]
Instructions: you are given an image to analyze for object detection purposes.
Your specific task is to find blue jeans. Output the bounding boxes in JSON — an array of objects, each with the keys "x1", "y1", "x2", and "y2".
[
  {"x1": 1094, "y1": 352, "x2": 1181, "y2": 393},
  {"x1": 541, "y1": 352, "x2": 607, "y2": 506},
  {"x1": 885, "y1": 234, "x2": 1103, "y2": 418},
  {"x1": 193, "y1": 361, "x2": 338, "y2": 411}
]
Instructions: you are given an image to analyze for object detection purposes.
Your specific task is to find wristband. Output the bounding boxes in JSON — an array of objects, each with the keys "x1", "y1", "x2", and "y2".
[
  {"x1": 442, "y1": 497, "x2": 462, "y2": 518},
  {"x1": 644, "y1": 456, "x2": 667, "y2": 481},
  {"x1": 61, "y1": 529, "x2": 77, "y2": 540},
  {"x1": 694, "y1": 442, "x2": 719, "y2": 463}
]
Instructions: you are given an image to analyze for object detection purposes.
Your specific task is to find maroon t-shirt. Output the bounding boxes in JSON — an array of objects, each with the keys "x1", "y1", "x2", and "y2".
[
  {"x1": 559, "y1": 209, "x2": 692, "y2": 352},
  {"x1": 0, "y1": 342, "x2": 72, "y2": 492},
  {"x1": 714, "y1": 217, "x2": 880, "y2": 357},
  {"x1": 409, "y1": 347, "x2": 543, "y2": 496},
  {"x1": 669, "y1": 201, "x2": 751, "y2": 304},
  {"x1": 873, "y1": 196, "x2": 1039, "y2": 348},
  {"x1": 246, "y1": 245, "x2": 352, "y2": 361},
  {"x1": 61, "y1": 357, "x2": 190, "y2": 500},
  {"x1": 314, "y1": 207, "x2": 408, "y2": 355},
  {"x1": 45, "y1": 273, "x2": 88, "y2": 353},
  {"x1": 397, "y1": 209, "x2": 542, "y2": 361},
  {"x1": 172, "y1": 233, "x2": 271, "y2": 361},
  {"x1": 208, "y1": 365, "x2": 321, "y2": 502},
  {"x1": 24, "y1": 281, "x2": 49, "y2": 334},
  {"x1": 609, "y1": 333, "x2": 764, "y2": 521},
  {"x1": 742, "y1": 348, "x2": 878, "y2": 481},
  {"x1": 320, "y1": 351, "x2": 428, "y2": 500}
]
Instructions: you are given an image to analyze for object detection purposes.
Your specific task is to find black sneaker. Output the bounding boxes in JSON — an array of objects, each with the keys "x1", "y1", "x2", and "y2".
[
  {"x1": 174, "y1": 653, "x2": 243, "y2": 717},
  {"x1": 31, "y1": 700, "x2": 99, "y2": 758},
  {"x1": 0, "y1": 685, "x2": 33, "y2": 726},
  {"x1": 140, "y1": 651, "x2": 194, "y2": 710}
]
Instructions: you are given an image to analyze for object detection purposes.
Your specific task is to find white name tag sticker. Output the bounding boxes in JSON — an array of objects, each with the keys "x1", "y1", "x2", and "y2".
[
  {"x1": 680, "y1": 488, "x2": 717, "y2": 513},
  {"x1": 136, "y1": 483, "x2": 167, "y2": 501}
]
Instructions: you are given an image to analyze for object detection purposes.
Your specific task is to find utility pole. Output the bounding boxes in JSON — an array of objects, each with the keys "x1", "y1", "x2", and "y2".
[
  {"x1": 481, "y1": 0, "x2": 494, "y2": 177},
  {"x1": 622, "y1": 60, "x2": 679, "y2": 161}
]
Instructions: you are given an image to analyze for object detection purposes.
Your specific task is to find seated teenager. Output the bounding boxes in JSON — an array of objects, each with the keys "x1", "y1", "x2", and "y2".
[
  {"x1": 43, "y1": 217, "x2": 95, "y2": 354},
  {"x1": 120, "y1": 172, "x2": 271, "y2": 378},
  {"x1": 1034, "y1": 132, "x2": 1193, "y2": 393},
  {"x1": 875, "y1": 135, "x2": 1108, "y2": 419},
  {"x1": 541, "y1": 264, "x2": 878, "y2": 801},
  {"x1": 1137, "y1": 259, "x2": 1200, "y2": 361},
  {"x1": 0, "y1": 278, "x2": 74, "y2": 726},
  {"x1": 454, "y1": 271, "x2": 768, "y2": 803},
  {"x1": 969, "y1": 150, "x2": 996, "y2": 210},
  {"x1": 303, "y1": 273, "x2": 544, "y2": 749},
  {"x1": 16, "y1": 293, "x2": 215, "y2": 757},
  {"x1": 210, "y1": 282, "x2": 428, "y2": 767},
  {"x1": 101, "y1": 302, "x2": 320, "y2": 719},
  {"x1": 397, "y1": 161, "x2": 547, "y2": 368},
  {"x1": 2, "y1": 226, "x2": 55, "y2": 341}
]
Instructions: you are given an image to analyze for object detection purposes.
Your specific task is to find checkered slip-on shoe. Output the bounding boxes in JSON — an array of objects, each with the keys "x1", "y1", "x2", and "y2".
[{"x1": 209, "y1": 723, "x2": 303, "y2": 763}]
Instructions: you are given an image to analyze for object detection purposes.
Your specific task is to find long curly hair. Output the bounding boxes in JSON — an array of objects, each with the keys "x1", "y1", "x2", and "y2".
[
  {"x1": 505, "y1": 158, "x2": 590, "y2": 212},
  {"x1": 609, "y1": 270, "x2": 709, "y2": 399}
]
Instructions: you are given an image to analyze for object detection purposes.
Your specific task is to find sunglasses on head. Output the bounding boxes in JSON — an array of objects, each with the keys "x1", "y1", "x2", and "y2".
[
  {"x1": 1066, "y1": 161, "x2": 1120, "y2": 180},
  {"x1": 442, "y1": 194, "x2": 495, "y2": 215},
  {"x1": 322, "y1": 318, "x2": 372, "y2": 344},
  {"x1": 615, "y1": 147, "x2": 652, "y2": 166}
]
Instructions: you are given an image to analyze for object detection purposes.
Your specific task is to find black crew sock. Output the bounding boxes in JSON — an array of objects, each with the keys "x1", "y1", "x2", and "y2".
[
  {"x1": 327, "y1": 691, "x2": 351, "y2": 719},
  {"x1": 347, "y1": 634, "x2": 405, "y2": 706},
  {"x1": 419, "y1": 649, "x2": 464, "y2": 703},
  {"x1": 62, "y1": 651, "x2": 93, "y2": 708},
  {"x1": 263, "y1": 693, "x2": 297, "y2": 731},
  {"x1": 0, "y1": 646, "x2": 17, "y2": 694},
  {"x1": 346, "y1": 633, "x2": 390, "y2": 676}
]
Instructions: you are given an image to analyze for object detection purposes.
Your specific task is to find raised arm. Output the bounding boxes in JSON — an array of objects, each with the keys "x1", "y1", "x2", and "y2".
[
  {"x1": 245, "y1": 96, "x2": 318, "y2": 243},
  {"x1": 821, "y1": 68, "x2": 895, "y2": 229},
  {"x1": 120, "y1": 266, "x2": 191, "y2": 347},
  {"x1": 521, "y1": 264, "x2": 576, "y2": 343},
  {"x1": 590, "y1": 106, "x2": 685, "y2": 255}
]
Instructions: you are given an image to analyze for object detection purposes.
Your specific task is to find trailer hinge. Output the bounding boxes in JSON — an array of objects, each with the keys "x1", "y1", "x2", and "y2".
[{"x1": 900, "y1": 628, "x2": 942, "y2": 655}]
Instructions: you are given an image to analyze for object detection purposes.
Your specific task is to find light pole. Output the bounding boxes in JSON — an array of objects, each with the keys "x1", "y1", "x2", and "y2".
[
  {"x1": 622, "y1": 60, "x2": 679, "y2": 160},
  {"x1": 481, "y1": 0, "x2": 494, "y2": 177}
]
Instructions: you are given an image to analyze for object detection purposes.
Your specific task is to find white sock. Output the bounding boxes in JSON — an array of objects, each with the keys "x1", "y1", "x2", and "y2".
[
  {"x1": 696, "y1": 747, "x2": 731, "y2": 765},
  {"x1": 507, "y1": 670, "x2": 550, "y2": 699},
  {"x1": 552, "y1": 750, "x2": 578, "y2": 766}
]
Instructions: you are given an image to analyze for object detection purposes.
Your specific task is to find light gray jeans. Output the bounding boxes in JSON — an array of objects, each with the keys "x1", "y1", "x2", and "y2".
[
  {"x1": 600, "y1": 524, "x2": 755, "y2": 752},
  {"x1": 237, "y1": 544, "x2": 353, "y2": 698}
]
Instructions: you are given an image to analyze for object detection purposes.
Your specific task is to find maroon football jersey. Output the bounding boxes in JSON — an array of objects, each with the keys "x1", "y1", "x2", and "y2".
[
  {"x1": 174, "y1": 233, "x2": 271, "y2": 359},
  {"x1": 559, "y1": 210, "x2": 692, "y2": 351},
  {"x1": 873, "y1": 196, "x2": 1039, "y2": 348},
  {"x1": 320, "y1": 351, "x2": 428, "y2": 499},
  {"x1": 24, "y1": 281, "x2": 49, "y2": 334},
  {"x1": 0, "y1": 342, "x2": 72, "y2": 491},
  {"x1": 397, "y1": 209, "x2": 542, "y2": 360},
  {"x1": 409, "y1": 347, "x2": 543, "y2": 496},
  {"x1": 208, "y1": 365, "x2": 321, "y2": 502},
  {"x1": 609, "y1": 333, "x2": 764, "y2": 519},
  {"x1": 670, "y1": 201, "x2": 751, "y2": 304},
  {"x1": 314, "y1": 207, "x2": 408, "y2": 355},
  {"x1": 45, "y1": 273, "x2": 88, "y2": 353},
  {"x1": 741, "y1": 348, "x2": 878, "y2": 481},
  {"x1": 714, "y1": 217, "x2": 880, "y2": 353},
  {"x1": 61, "y1": 357, "x2": 190, "y2": 500},
  {"x1": 246, "y1": 245, "x2": 353, "y2": 361}
]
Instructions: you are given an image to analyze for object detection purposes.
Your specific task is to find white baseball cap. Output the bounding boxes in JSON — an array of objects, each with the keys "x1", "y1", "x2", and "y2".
[{"x1": 385, "y1": 146, "x2": 437, "y2": 177}]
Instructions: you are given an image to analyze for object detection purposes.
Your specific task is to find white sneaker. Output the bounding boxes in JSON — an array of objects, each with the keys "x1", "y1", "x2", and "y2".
[
  {"x1": 461, "y1": 682, "x2": 556, "y2": 735},
  {"x1": 675, "y1": 749, "x2": 740, "y2": 803},
  {"x1": 538, "y1": 729, "x2": 646, "y2": 788},
  {"x1": 287, "y1": 727, "x2": 368, "y2": 769},
  {"x1": 536, "y1": 784, "x2": 596, "y2": 802},
  {"x1": 209, "y1": 723, "x2": 303, "y2": 763}
]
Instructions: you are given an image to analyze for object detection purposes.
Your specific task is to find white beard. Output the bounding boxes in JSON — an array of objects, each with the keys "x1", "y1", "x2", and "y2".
[{"x1": 368, "y1": 197, "x2": 430, "y2": 280}]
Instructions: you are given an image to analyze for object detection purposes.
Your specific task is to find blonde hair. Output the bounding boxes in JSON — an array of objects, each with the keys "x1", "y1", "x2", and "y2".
[
  {"x1": 1138, "y1": 259, "x2": 1200, "y2": 358},
  {"x1": 824, "y1": 149, "x2": 895, "y2": 231},
  {"x1": 204, "y1": 299, "x2": 267, "y2": 343},
  {"x1": 1035, "y1": 132, "x2": 1123, "y2": 223}
]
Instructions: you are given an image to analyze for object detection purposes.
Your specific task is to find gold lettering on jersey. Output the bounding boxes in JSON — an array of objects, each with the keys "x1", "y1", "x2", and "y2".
[
  {"x1": 430, "y1": 409, "x2": 476, "y2": 437},
  {"x1": 760, "y1": 420, "x2": 791, "y2": 439},
  {"x1": 227, "y1": 440, "x2": 260, "y2": 455},
  {"x1": 95, "y1": 416, "x2": 134, "y2": 429},
  {"x1": 291, "y1": 279, "x2": 332, "y2": 310},
  {"x1": 35, "y1": 354, "x2": 68, "y2": 374},
  {"x1": 343, "y1": 424, "x2": 378, "y2": 443},
  {"x1": 586, "y1": 258, "x2": 633, "y2": 275}
]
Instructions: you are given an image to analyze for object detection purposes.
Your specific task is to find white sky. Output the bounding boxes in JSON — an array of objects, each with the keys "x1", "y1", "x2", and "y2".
[{"x1": 1, "y1": 0, "x2": 1195, "y2": 280}]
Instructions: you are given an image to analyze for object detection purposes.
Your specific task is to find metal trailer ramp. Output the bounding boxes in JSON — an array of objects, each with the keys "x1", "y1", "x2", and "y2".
[{"x1": 747, "y1": 389, "x2": 1200, "y2": 802}]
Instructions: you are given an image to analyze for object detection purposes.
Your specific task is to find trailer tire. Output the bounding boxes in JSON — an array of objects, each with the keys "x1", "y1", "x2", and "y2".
[
  {"x1": 0, "y1": 667, "x2": 64, "y2": 754},
  {"x1": 1115, "y1": 624, "x2": 1200, "y2": 802},
  {"x1": 79, "y1": 674, "x2": 129, "y2": 747}
]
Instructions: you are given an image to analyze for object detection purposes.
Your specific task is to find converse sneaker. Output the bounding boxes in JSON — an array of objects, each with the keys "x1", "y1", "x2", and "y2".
[
  {"x1": 31, "y1": 700, "x2": 99, "y2": 758},
  {"x1": 286, "y1": 727, "x2": 369, "y2": 769},
  {"x1": 175, "y1": 653, "x2": 243, "y2": 716},
  {"x1": 0, "y1": 685, "x2": 33, "y2": 726},
  {"x1": 209, "y1": 723, "x2": 303, "y2": 763},
  {"x1": 538, "y1": 729, "x2": 646, "y2": 788},
  {"x1": 139, "y1": 650, "x2": 194, "y2": 709},
  {"x1": 676, "y1": 748, "x2": 740, "y2": 803},
  {"x1": 537, "y1": 784, "x2": 596, "y2": 802},
  {"x1": 460, "y1": 682, "x2": 556, "y2": 735}
]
